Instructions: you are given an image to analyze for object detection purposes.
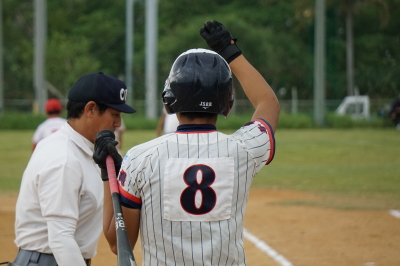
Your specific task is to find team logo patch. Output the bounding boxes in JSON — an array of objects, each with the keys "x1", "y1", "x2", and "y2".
[
  {"x1": 258, "y1": 124, "x2": 267, "y2": 133},
  {"x1": 118, "y1": 170, "x2": 127, "y2": 186}
]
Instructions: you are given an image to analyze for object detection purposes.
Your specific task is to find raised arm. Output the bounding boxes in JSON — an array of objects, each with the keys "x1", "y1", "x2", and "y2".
[
  {"x1": 229, "y1": 55, "x2": 280, "y2": 131},
  {"x1": 200, "y1": 20, "x2": 280, "y2": 131}
]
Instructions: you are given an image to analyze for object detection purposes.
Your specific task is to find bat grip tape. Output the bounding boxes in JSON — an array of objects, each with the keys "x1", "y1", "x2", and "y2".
[{"x1": 106, "y1": 155, "x2": 120, "y2": 194}]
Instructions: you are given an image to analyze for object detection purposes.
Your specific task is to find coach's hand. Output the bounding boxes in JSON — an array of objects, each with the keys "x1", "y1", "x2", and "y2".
[
  {"x1": 199, "y1": 20, "x2": 242, "y2": 63},
  {"x1": 93, "y1": 130, "x2": 122, "y2": 181}
]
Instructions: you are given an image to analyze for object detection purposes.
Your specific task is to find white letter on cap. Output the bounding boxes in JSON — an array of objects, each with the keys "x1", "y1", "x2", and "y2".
[{"x1": 120, "y1": 88, "x2": 128, "y2": 101}]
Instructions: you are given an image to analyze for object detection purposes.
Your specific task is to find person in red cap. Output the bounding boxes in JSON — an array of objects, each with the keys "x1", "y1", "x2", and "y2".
[{"x1": 31, "y1": 98, "x2": 67, "y2": 150}]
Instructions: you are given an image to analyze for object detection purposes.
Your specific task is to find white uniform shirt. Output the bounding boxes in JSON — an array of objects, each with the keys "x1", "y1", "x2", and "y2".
[
  {"x1": 15, "y1": 122, "x2": 104, "y2": 260},
  {"x1": 118, "y1": 119, "x2": 275, "y2": 266},
  {"x1": 32, "y1": 117, "x2": 67, "y2": 145}
]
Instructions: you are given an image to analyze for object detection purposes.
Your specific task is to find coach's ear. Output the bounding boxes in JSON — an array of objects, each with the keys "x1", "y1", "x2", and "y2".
[{"x1": 84, "y1": 101, "x2": 98, "y2": 117}]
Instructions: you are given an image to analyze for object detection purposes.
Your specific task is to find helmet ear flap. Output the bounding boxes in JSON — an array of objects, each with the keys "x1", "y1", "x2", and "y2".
[{"x1": 162, "y1": 89, "x2": 177, "y2": 114}]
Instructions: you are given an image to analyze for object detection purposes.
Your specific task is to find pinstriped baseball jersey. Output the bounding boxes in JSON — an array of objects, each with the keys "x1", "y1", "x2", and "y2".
[{"x1": 118, "y1": 118, "x2": 275, "y2": 266}]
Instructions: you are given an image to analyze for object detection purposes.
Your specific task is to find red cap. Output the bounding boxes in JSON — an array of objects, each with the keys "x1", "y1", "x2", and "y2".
[{"x1": 45, "y1": 98, "x2": 62, "y2": 113}]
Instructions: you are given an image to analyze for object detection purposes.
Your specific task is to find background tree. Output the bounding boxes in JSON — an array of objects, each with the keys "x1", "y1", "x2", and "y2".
[
  {"x1": 338, "y1": 0, "x2": 389, "y2": 96},
  {"x1": 2, "y1": 0, "x2": 400, "y2": 112}
]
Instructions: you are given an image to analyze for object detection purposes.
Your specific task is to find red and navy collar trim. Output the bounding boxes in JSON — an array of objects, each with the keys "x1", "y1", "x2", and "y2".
[{"x1": 176, "y1": 124, "x2": 217, "y2": 133}]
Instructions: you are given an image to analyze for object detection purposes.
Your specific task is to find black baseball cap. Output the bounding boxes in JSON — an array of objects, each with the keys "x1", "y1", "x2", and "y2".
[{"x1": 68, "y1": 72, "x2": 136, "y2": 114}]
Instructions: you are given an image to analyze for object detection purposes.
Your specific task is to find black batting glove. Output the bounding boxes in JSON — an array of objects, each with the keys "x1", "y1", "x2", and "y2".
[
  {"x1": 93, "y1": 130, "x2": 122, "y2": 181},
  {"x1": 199, "y1": 20, "x2": 242, "y2": 63}
]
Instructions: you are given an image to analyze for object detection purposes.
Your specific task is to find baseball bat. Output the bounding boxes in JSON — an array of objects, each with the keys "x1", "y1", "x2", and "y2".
[{"x1": 106, "y1": 155, "x2": 137, "y2": 266}]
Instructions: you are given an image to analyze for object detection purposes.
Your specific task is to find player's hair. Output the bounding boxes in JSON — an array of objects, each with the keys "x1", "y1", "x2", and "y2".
[
  {"x1": 179, "y1": 112, "x2": 217, "y2": 120},
  {"x1": 67, "y1": 100, "x2": 108, "y2": 119}
]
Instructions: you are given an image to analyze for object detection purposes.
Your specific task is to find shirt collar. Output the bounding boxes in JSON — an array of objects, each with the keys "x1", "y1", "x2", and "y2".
[
  {"x1": 60, "y1": 122, "x2": 94, "y2": 156},
  {"x1": 176, "y1": 124, "x2": 217, "y2": 133}
]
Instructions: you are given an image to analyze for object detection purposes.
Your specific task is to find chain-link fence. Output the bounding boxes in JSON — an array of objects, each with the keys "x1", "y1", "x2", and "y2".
[{"x1": 2, "y1": 98, "x2": 394, "y2": 118}]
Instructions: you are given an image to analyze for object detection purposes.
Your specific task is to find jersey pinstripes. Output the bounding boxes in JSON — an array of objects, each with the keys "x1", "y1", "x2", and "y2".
[{"x1": 119, "y1": 120, "x2": 275, "y2": 266}]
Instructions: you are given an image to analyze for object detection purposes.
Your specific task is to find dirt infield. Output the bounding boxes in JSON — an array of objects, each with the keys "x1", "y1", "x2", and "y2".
[{"x1": 1, "y1": 189, "x2": 399, "y2": 266}]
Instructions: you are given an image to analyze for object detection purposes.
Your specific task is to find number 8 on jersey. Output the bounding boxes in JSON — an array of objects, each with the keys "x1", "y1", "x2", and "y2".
[{"x1": 163, "y1": 157, "x2": 234, "y2": 222}]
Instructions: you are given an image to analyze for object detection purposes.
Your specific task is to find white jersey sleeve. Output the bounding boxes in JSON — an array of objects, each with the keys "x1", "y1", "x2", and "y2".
[
  {"x1": 117, "y1": 146, "x2": 148, "y2": 209},
  {"x1": 231, "y1": 118, "x2": 275, "y2": 171}
]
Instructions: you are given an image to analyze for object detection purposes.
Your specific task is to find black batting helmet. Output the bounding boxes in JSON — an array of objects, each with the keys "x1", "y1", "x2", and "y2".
[{"x1": 162, "y1": 48, "x2": 234, "y2": 117}]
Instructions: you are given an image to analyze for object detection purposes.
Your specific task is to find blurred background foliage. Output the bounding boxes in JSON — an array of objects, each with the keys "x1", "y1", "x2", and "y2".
[{"x1": 3, "y1": 0, "x2": 400, "y2": 106}]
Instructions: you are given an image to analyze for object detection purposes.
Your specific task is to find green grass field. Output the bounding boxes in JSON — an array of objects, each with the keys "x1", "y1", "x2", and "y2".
[
  {"x1": 254, "y1": 129, "x2": 400, "y2": 210},
  {"x1": 1, "y1": 129, "x2": 399, "y2": 210}
]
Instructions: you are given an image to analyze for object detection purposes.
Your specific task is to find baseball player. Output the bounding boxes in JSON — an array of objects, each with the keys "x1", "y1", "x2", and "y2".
[
  {"x1": 13, "y1": 72, "x2": 135, "y2": 266},
  {"x1": 156, "y1": 109, "x2": 180, "y2": 136},
  {"x1": 95, "y1": 20, "x2": 280, "y2": 265},
  {"x1": 389, "y1": 93, "x2": 400, "y2": 129},
  {"x1": 32, "y1": 98, "x2": 66, "y2": 151},
  {"x1": 114, "y1": 117, "x2": 126, "y2": 153}
]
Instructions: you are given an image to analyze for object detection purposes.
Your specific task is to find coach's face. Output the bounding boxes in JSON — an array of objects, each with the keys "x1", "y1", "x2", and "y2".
[
  {"x1": 85, "y1": 101, "x2": 122, "y2": 143},
  {"x1": 95, "y1": 107, "x2": 122, "y2": 133}
]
